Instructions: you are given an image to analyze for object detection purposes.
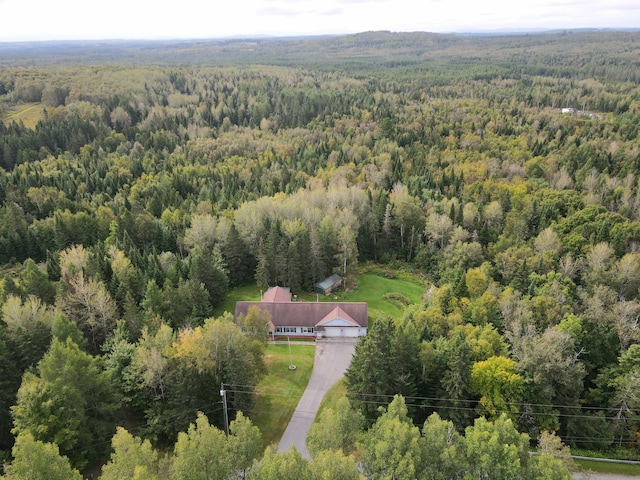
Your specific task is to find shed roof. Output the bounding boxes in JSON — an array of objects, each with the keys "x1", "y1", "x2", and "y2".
[
  {"x1": 314, "y1": 273, "x2": 342, "y2": 290},
  {"x1": 234, "y1": 301, "x2": 368, "y2": 329},
  {"x1": 262, "y1": 286, "x2": 292, "y2": 302}
]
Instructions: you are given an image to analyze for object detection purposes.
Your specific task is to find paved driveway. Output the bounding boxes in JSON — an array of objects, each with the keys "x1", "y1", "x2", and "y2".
[{"x1": 277, "y1": 338, "x2": 357, "y2": 459}]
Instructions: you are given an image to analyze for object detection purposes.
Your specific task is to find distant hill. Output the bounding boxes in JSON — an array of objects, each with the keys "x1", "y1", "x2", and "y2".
[{"x1": 1, "y1": 30, "x2": 639, "y2": 73}]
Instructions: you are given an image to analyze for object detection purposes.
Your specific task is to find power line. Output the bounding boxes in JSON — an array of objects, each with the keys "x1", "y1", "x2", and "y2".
[{"x1": 223, "y1": 385, "x2": 637, "y2": 420}]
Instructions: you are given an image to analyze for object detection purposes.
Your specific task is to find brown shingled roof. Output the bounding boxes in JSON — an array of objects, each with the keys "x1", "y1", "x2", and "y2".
[
  {"x1": 234, "y1": 301, "x2": 368, "y2": 329},
  {"x1": 262, "y1": 286, "x2": 292, "y2": 302}
]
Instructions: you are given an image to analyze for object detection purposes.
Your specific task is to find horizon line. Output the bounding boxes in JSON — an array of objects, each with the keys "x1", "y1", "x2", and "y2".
[{"x1": 1, "y1": 27, "x2": 639, "y2": 44}]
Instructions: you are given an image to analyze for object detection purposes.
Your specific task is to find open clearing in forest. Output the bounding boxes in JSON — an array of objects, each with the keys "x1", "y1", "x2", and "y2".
[
  {"x1": 215, "y1": 284, "x2": 262, "y2": 317},
  {"x1": 333, "y1": 272, "x2": 425, "y2": 320},
  {"x1": 1, "y1": 102, "x2": 44, "y2": 128}
]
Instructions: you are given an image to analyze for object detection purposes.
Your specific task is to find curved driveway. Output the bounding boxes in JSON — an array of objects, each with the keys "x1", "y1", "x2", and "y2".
[{"x1": 277, "y1": 338, "x2": 357, "y2": 459}]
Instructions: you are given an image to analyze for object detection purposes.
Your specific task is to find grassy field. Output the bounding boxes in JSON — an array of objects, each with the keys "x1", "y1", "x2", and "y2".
[
  {"x1": 214, "y1": 284, "x2": 262, "y2": 317},
  {"x1": 1, "y1": 102, "x2": 44, "y2": 128},
  {"x1": 249, "y1": 343, "x2": 315, "y2": 448},
  {"x1": 335, "y1": 273, "x2": 425, "y2": 319}
]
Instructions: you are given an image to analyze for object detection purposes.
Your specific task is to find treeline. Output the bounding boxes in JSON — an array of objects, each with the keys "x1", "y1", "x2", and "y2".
[
  {"x1": 1, "y1": 395, "x2": 575, "y2": 479},
  {"x1": 0, "y1": 30, "x2": 639, "y2": 474}
]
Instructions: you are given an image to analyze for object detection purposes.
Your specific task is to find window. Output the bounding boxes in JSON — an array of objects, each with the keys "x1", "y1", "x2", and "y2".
[
  {"x1": 275, "y1": 327, "x2": 283, "y2": 333},
  {"x1": 283, "y1": 327, "x2": 297, "y2": 333},
  {"x1": 301, "y1": 327, "x2": 315, "y2": 333}
]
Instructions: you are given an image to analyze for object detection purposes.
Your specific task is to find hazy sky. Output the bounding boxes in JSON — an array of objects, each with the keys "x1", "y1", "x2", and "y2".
[{"x1": 0, "y1": 0, "x2": 638, "y2": 41}]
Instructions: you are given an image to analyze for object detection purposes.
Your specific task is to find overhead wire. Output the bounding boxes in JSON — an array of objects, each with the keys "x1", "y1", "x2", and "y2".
[
  {"x1": 221, "y1": 383, "x2": 639, "y2": 446},
  {"x1": 224, "y1": 383, "x2": 636, "y2": 419}
]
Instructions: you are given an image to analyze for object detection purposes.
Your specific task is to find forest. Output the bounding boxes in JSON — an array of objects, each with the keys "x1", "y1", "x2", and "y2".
[{"x1": 0, "y1": 30, "x2": 640, "y2": 478}]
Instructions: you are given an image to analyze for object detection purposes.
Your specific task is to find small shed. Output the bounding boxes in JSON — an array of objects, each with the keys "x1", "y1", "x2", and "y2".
[{"x1": 314, "y1": 274, "x2": 343, "y2": 295}]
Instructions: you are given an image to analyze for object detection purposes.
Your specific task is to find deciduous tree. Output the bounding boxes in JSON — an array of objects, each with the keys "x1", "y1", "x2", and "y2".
[
  {"x1": 307, "y1": 396, "x2": 363, "y2": 457},
  {"x1": 361, "y1": 395, "x2": 423, "y2": 480},
  {"x1": 248, "y1": 446, "x2": 311, "y2": 480},
  {"x1": 172, "y1": 412, "x2": 230, "y2": 480},
  {"x1": 100, "y1": 427, "x2": 159, "y2": 480},
  {"x1": 11, "y1": 338, "x2": 116, "y2": 468},
  {"x1": 471, "y1": 355, "x2": 524, "y2": 419},
  {"x1": 3, "y1": 433, "x2": 82, "y2": 480}
]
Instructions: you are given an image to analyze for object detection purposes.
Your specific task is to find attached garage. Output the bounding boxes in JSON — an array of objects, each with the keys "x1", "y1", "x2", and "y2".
[{"x1": 316, "y1": 306, "x2": 366, "y2": 337}]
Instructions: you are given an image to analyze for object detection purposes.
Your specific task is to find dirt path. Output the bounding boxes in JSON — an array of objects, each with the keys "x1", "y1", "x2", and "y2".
[{"x1": 277, "y1": 339, "x2": 357, "y2": 459}]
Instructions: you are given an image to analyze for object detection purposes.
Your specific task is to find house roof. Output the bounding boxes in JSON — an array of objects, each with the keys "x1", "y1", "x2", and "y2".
[
  {"x1": 314, "y1": 273, "x2": 342, "y2": 290},
  {"x1": 234, "y1": 301, "x2": 368, "y2": 329},
  {"x1": 262, "y1": 286, "x2": 292, "y2": 302},
  {"x1": 316, "y1": 306, "x2": 360, "y2": 327}
]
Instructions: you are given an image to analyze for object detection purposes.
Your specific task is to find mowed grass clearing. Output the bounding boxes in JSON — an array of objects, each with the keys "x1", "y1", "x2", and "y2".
[
  {"x1": 214, "y1": 284, "x2": 262, "y2": 317},
  {"x1": 249, "y1": 343, "x2": 315, "y2": 448},
  {"x1": 337, "y1": 273, "x2": 425, "y2": 320},
  {"x1": 2, "y1": 102, "x2": 45, "y2": 128}
]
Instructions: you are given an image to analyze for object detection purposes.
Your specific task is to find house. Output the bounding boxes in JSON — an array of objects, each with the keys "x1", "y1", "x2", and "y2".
[
  {"x1": 235, "y1": 287, "x2": 367, "y2": 339},
  {"x1": 314, "y1": 274, "x2": 343, "y2": 295}
]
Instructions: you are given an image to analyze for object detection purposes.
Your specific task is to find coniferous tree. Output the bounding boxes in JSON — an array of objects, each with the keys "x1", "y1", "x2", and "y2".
[
  {"x1": 224, "y1": 224, "x2": 255, "y2": 287},
  {"x1": 188, "y1": 247, "x2": 229, "y2": 308}
]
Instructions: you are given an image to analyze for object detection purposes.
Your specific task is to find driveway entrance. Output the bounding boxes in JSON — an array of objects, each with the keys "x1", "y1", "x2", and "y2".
[{"x1": 277, "y1": 338, "x2": 357, "y2": 459}]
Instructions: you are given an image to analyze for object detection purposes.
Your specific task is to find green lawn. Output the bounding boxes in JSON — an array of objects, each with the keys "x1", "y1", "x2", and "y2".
[
  {"x1": 574, "y1": 458, "x2": 640, "y2": 477},
  {"x1": 214, "y1": 284, "x2": 262, "y2": 317},
  {"x1": 249, "y1": 343, "x2": 315, "y2": 448},
  {"x1": 336, "y1": 273, "x2": 425, "y2": 320},
  {"x1": 314, "y1": 379, "x2": 348, "y2": 421}
]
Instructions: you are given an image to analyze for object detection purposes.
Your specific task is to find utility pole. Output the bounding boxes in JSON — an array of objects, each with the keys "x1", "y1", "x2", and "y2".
[{"x1": 220, "y1": 383, "x2": 229, "y2": 437}]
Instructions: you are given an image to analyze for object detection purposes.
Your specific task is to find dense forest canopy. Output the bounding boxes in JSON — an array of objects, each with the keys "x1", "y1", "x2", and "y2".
[{"x1": 0, "y1": 30, "x2": 640, "y2": 477}]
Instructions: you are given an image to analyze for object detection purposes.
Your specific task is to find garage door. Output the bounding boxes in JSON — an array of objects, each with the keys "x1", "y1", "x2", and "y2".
[{"x1": 323, "y1": 327, "x2": 360, "y2": 337}]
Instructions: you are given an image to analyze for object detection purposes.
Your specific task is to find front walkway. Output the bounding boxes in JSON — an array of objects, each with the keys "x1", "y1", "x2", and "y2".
[{"x1": 277, "y1": 338, "x2": 357, "y2": 459}]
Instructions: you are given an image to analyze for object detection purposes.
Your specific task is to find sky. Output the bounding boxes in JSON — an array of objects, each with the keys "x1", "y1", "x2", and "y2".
[{"x1": 0, "y1": 0, "x2": 638, "y2": 42}]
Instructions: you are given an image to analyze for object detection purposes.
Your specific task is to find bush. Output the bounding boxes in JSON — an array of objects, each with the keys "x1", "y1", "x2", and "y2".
[{"x1": 382, "y1": 292, "x2": 411, "y2": 305}]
